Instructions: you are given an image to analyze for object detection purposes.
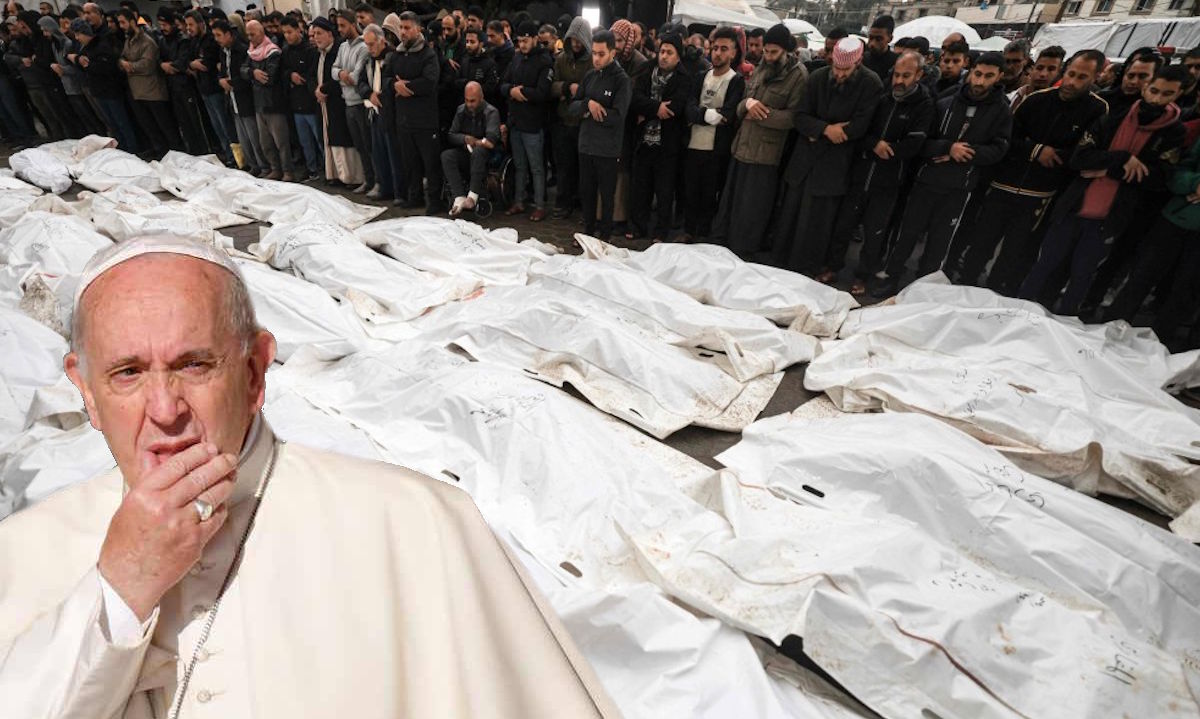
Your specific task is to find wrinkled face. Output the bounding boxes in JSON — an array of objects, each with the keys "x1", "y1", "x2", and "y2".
[
  {"x1": 1059, "y1": 56, "x2": 1097, "y2": 100},
  {"x1": 246, "y1": 22, "x2": 263, "y2": 44},
  {"x1": 657, "y1": 42, "x2": 679, "y2": 72},
  {"x1": 486, "y1": 27, "x2": 503, "y2": 47},
  {"x1": 710, "y1": 37, "x2": 734, "y2": 69},
  {"x1": 83, "y1": 4, "x2": 101, "y2": 25},
  {"x1": 1143, "y1": 77, "x2": 1181, "y2": 107},
  {"x1": 891, "y1": 55, "x2": 921, "y2": 95},
  {"x1": 967, "y1": 61, "x2": 1000, "y2": 98},
  {"x1": 592, "y1": 40, "x2": 613, "y2": 69},
  {"x1": 867, "y1": 28, "x2": 889, "y2": 54},
  {"x1": 312, "y1": 25, "x2": 332, "y2": 49},
  {"x1": 65, "y1": 255, "x2": 274, "y2": 490},
  {"x1": 441, "y1": 15, "x2": 456, "y2": 41},
  {"x1": 762, "y1": 43, "x2": 784, "y2": 65},
  {"x1": 1029, "y1": 56, "x2": 1062, "y2": 90},
  {"x1": 1003, "y1": 50, "x2": 1027, "y2": 80},
  {"x1": 747, "y1": 34, "x2": 763, "y2": 61},
  {"x1": 939, "y1": 51, "x2": 965, "y2": 79},
  {"x1": 1122, "y1": 59, "x2": 1155, "y2": 95},
  {"x1": 364, "y1": 30, "x2": 385, "y2": 57},
  {"x1": 399, "y1": 18, "x2": 419, "y2": 44}
]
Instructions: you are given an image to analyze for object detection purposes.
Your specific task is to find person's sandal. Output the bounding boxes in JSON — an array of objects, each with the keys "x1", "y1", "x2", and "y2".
[
  {"x1": 850, "y1": 280, "x2": 867, "y2": 297},
  {"x1": 816, "y1": 270, "x2": 837, "y2": 284}
]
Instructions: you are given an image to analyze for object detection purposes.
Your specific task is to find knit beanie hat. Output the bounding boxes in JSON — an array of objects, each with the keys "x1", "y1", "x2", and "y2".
[
  {"x1": 763, "y1": 23, "x2": 795, "y2": 53},
  {"x1": 658, "y1": 32, "x2": 682, "y2": 58}
]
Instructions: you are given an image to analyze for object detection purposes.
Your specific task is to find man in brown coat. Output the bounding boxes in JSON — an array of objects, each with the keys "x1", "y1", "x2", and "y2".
[
  {"x1": 710, "y1": 23, "x2": 806, "y2": 257},
  {"x1": 118, "y1": 9, "x2": 180, "y2": 157}
]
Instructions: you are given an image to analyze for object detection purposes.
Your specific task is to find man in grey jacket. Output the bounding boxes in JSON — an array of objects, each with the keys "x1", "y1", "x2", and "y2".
[
  {"x1": 441, "y1": 81, "x2": 500, "y2": 215},
  {"x1": 333, "y1": 9, "x2": 373, "y2": 193}
]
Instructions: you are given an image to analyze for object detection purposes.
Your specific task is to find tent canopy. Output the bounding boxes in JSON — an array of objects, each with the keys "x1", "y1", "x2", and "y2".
[
  {"x1": 893, "y1": 15, "x2": 982, "y2": 47},
  {"x1": 671, "y1": 0, "x2": 776, "y2": 30},
  {"x1": 784, "y1": 18, "x2": 824, "y2": 42},
  {"x1": 974, "y1": 35, "x2": 1009, "y2": 51}
]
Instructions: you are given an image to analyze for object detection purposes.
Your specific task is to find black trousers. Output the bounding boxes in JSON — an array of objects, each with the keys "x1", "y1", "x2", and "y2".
[
  {"x1": 682, "y1": 148, "x2": 730, "y2": 238},
  {"x1": 131, "y1": 99, "x2": 181, "y2": 156},
  {"x1": 1018, "y1": 214, "x2": 1108, "y2": 315},
  {"x1": 631, "y1": 143, "x2": 679, "y2": 239},
  {"x1": 67, "y1": 93, "x2": 105, "y2": 137},
  {"x1": 397, "y1": 128, "x2": 443, "y2": 207},
  {"x1": 772, "y1": 180, "x2": 843, "y2": 275},
  {"x1": 1103, "y1": 216, "x2": 1192, "y2": 322},
  {"x1": 955, "y1": 189, "x2": 1053, "y2": 292},
  {"x1": 169, "y1": 85, "x2": 210, "y2": 155},
  {"x1": 712, "y1": 160, "x2": 780, "y2": 258},
  {"x1": 345, "y1": 104, "x2": 374, "y2": 186},
  {"x1": 1152, "y1": 229, "x2": 1200, "y2": 348},
  {"x1": 552, "y1": 123, "x2": 580, "y2": 211},
  {"x1": 884, "y1": 185, "x2": 971, "y2": 280},
  {"x1": 579, "y1": 152, "x2": 618, "y2": 239},
  {"x1": 832, "y1": 183, "x2": 899, "y2": 279}
]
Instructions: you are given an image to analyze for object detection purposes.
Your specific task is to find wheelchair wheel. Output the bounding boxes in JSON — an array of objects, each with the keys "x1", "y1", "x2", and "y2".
[{"x1": 474, "y1": 197, "x2": 493, "y2": 219}]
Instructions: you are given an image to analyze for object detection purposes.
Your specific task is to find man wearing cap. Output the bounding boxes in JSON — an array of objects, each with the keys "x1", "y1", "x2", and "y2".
[
  {"x1": 711, "y1": 23, "x2": 806, "y2": 258},
  {"x1": 0, "y1": 236, "x2": 619, "y2": 718},
  {"x1": 629, "y1": 33, "x2": 689, "y2": 241},
  {"x1": 610, "y1": 18, "x2": 649, "y2": 233},
  {"x1": 870, "y1": 50, "x2": 1012, "y2": 297},
  {"x1": 6, "y1": 10, "x2": 74, "y2": 139},
  {"x1": 501, "y1": 20, "x2": 553, "y2": 222},
  {"x1": 772, "y1": 36, "x2": 880, "y2": 279},
  {"x1": 863, "y1": 15, "x2": 896, "y2": 82},
  {"x1": 157, "y1": 8, "x2": 210, "y2": 156}
]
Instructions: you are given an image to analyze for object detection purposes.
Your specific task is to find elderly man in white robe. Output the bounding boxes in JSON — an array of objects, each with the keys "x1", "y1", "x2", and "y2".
[{"x1": 0, "y1": 237, "x2": 616, "y2": 719}]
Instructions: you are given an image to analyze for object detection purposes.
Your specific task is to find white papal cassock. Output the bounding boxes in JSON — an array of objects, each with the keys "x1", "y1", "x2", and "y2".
[{"x1": 0, "y1": 420, "x2": 618, "y2": 718}]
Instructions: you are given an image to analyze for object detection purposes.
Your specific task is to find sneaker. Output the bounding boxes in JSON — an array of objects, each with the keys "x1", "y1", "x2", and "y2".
[
  {"x1": 307, "y1": 171, "x2": 322, "y2": 182},
  {"x1": 366, "y1": 185, "x2": 385, "y2": 200}
]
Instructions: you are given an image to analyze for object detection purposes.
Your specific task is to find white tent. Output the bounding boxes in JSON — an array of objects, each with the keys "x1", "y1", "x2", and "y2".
[
  {"x1": 974, "y1": 35, "x2": 1009, "y2": 51},
  {"x1": 1031, "y1": 21, "x2": 1115, "y2": 58},
  {"x1": 784, "y1": 18, "x2": 824, "y2": 43},
  {"x1": 893, "y1": 15, "x2": 981, "y2": 47},
  {"x1": 1105, "y1": 17, "x2": 1200, "y2": 58},
  {"x1": 671, "y1": 0, "x2": 776, "y2": 29}
]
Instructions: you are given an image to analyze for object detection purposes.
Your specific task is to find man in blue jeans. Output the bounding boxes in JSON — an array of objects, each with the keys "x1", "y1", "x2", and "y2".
[
  {"x1": 185, "y1": 10, "x2": 234, "y2": 165},
  {"x1": 500, "y1": 21, "x2": 552, "y2": 222},
  {"x1": 280, "y1": 15, "x2": 322, "y2": 180}
]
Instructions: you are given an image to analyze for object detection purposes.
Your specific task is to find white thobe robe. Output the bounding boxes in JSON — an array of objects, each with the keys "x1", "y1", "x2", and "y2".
[{"x1": 0, "y1": 420, "x2": 617, "y2": 718}]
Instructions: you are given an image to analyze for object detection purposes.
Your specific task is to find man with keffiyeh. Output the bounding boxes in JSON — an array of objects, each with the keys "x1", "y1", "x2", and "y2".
[{"x1": 244, "y1": 19, "x2": 293, "y2": 180}]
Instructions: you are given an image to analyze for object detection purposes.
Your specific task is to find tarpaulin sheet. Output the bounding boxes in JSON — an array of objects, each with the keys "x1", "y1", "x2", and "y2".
[
  {"x1": 356, "y1": 216, "x2": 550, "y2": 286},
  {"x1": 805, "y1": 274, "x2": 1200, "y2": 539},
  {"x1": 250, "y1": 221, "x2": 481, "y2": 329},
  {"x1": 412, "y1": 284, "x2": 781, "y2": 437},
  {"x1": 528, "y1": 253, "x2": 816, "y2": 382},
  {"x1": 156, "y1": 151, "x2": 384, "y2": 229},
  {"x1": 576, "y1": 235, "x2": 856, "y2": 337}
]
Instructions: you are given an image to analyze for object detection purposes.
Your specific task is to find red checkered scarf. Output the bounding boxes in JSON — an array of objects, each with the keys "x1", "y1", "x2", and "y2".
[{"x1": 611, "y1": 19, "x2": 636, "y2": 61}]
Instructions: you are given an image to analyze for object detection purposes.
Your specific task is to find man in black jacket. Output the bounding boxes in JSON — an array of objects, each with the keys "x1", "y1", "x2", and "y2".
[
  {"x1": 682, "y1": 27, "x2": 743, "y2": 242},
  {"x1": 441, "y1": 80, "x2": 500, "y2": 215},
  {"x1": 871, "y1": 51, "x2": 1012, "y2": 296},
  {"x1": 388, "y1": 10, "x2": 442, "y2": 210},
  {"x1": 486, "y1": 19, "x2": 513, "y2": 118},
  {"x1": 358, "y1": 23, "x2": 403, "y2": 202},
  {"x1": 501, "y1": 21, "x2": 553, "y2": 221},
  {"x1": 213, "y1": 20, "x2": 265, "y2": 176},
  {"x1": 832, "y1": 51, "x2": 933, "y2": 296},
  {"x1": 456, "y1": 28, "x2": 499, "y2": 109},
  {"x1": 1098, "y1": 48, "x2": 1159, "y2": 120},
  {"x1": 281, "y1": 15, "x2": 322, "y2": 180},
  {"x1": 244, "y1": 19, "x2": 292, "y2": 180},
  {"x1": 70, "y1": 18, "x2": 138, "y2": 151},
  {"x1": 436, "y1": 13, "x2": 467, "y2": 134},
  {"x1": 954, "y1": 50, "x2": 1107, "y2": 294},
  {"x1": 863, "y1": 14, "x2": 896, "y2": 82},
  {"x1": 186, "y1": 10, "x2": 234, "y2": 165},
  {"x1": 629, "y1": 34, "x2": 688, "y2": 241},
  {"x1": 773, "y1": 37, "x2": 881, "y2": 278},
  {"x1": 570, "y1": 28, "x2": 631, "y2": 241},
  {"x1": 6, "y1": 12, "x2": 73, "y2": 139},
  {"x1": 157, "y1": 8, "x2": 209, "y2": 155},
  {"x1": 1020, "y1": 65, "x2": 1187, "y2": 315}
]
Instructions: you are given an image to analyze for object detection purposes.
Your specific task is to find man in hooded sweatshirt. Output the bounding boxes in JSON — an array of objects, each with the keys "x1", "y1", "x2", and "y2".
[
  {"x1": 1019, "y1": 64, "x2": 1187, "y2": 315},
  {"x1": 869, "y1": 51, "x2": 1012, "y2": 297},
  {"x1": 41, "y1": 14, "x2": 102, "y2": 137},
  {"x1": 119, "y1": 8, "x2": 180, "y2": 157},
  {"x1": 549, "y1": 15, "x2": 591, "y2": 219},
  {"x1": 710, "y1": 23, "x2": 806, "y2": 258}
]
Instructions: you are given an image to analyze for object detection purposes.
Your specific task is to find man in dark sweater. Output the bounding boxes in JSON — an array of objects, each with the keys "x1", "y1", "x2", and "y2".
[
  {"x1": 570, "y1": 28, "x2": 631, "y2": 241},
  {"x1": 863, "y1": 14, "x2": 897, "y2": 83},
  {"x1": 773, "y1": 36, "x2": 881, "y2": 279},
  {"x1": 1020, "y1": 64, "x2": 1187, "y2": 316},
  {"x1": 388, "y1": 10, "x2": 442, "y2": 210},
  {"x1": 549, "y1": 16, "x2": 592, "y2": 219},
  {"x1": 70, "y1": 18, "x2": 138, "y2": 151},
  {"x1": 6, "y1": 12, "x2": 73, "y2": 139},
  {"x1": 500, "y1": 21, "x2": 553, "y2": 221},
  {"x1": 157, "y1": 8, "x2": 209, "y2": 155},
  {"x1": 185, "y1": 10, "x2": 234, "y2": 165},
  {"x1": 871, "y1": 51, "x2": 1012, "y2": 296},
  {"x1": 280, "y1": 15, "x2": 322, "y2": 179},
  {"x1": 456, "y1": 27, "x2": 500, "y2": 109},
  {"x1": 1098, "y1": 48, "x2": 1160, "y2": 120},
  {"x1": 954, "y1": 50, "x2": 1108, "y2": 294},
  {"x1": 629, "y1": 33, "x2": 689, "y2": 241},
  {"x1": 832, "y1": 51, "x2": 933, "y2": 295}
]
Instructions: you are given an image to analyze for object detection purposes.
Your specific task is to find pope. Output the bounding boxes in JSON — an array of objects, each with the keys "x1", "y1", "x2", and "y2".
[{"x1": 0, "y1": 236, "x2": 616, "y2": 718}]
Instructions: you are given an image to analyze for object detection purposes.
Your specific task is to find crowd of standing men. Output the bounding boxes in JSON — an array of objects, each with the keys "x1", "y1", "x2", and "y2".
[{"x1": 0, "y1": 4, "x2": 1196, "y2": 350}]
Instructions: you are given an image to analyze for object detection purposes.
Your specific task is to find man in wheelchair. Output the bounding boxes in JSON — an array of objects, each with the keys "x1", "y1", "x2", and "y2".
[{"x1": 441, "y1": 80, "x2": 502, "y2": 216}]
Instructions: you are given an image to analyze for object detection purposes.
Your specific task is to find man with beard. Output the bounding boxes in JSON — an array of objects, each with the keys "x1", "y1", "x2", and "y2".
[
  {"x1": 832, "y1": 51, "x2": 933, "y2": 296},
  {"x1": 71, "y1": 17, "x2": 138, "y2": 150},
  {"x1": 955, "y1": 50, "x2": 1107, "y2": 294},
  {"x1": 629, "y1": 34, "x2": 689, "y2": 241},
  {"x1": 214, "y1": 19, "x2": 267, "y2": 176},
  {"x1": 710, "y1": 24, "x2": 806, "y2": 257},
  {"x1": 773, "y1": 37, "x2": 881, "y2": 279},
  {"x1": 185, "y1": 10, "x2": 235, "y2": 166},
  {"x1": 437, "y1": 13, "x2": 466, "y2": 134},
  {"x1": 281, "y1": 15, "x2": 322, "y2": 180},
  {"x1": 570, "y1": 28, "x2": 631, "y2": 240},
  {"x1": 333, "y1": 9, "x2": 372, "y2": 193},
  {"x1": 456, "y1": 27, "x2": 499, "y2": 108},
  {"x1": 6, "y1": 11, "x2": 74, "y2": 139},
  {"x1": 358, "y1": 23, "x2": 404, "y2": 201},
  {"x1": 682, "y1": 26, "x2": 744, "y2": 242},
  {"x1": 442, "y1": 80, "x2": 500, "y2": 215},
  {"x1": 1000, "y1": 39, "x2": 1030, "y2": 94},
  {"x1": 118, "y1": 8, "x2": 179, "y2": 157},
  {"x1": 549, "y1": 16, "x2": 592, "y2": 218},
  {"x1": 1008, "y1": 45, "x2": 1064, "y2": 112},
  {"x1": 745, "y1": 27, "x2": 763, "y2": 66},
  {"x1": 1099, "y1": 48, "x2": 1159, "y2": 119},
  {"x1": 500, "y1": 21, "x2": 553, "y2": 221},
  {"x1": 1020, "y1": 65, "x2": 1186, "y2": 316},
  {"x1": 863, "y1": 15, "x2": 896, "y2": 82},
  {"x1": 244, "y1": 19, "x2": 292, "y2": 181},
  {"x1": 870, "y1": 51, "x2": 1012, "y2": 296},
  {"x1": 157, "y1": 8, "x2": 208, "y2": 155},
  {"x1": 312, "y1": 16, "x2": 364, "y2": 188},
  {"x1": 465, "y1": 5, "x2": 484, "y2": 34},
  {"x1": 610, "y1": 18, "x2": 650, "y2": 235},
  {"x1": 936, "y1": 40, "x2": 968, "y2": 95},
  {"x1": 1177, "y1": 47, "x2": 1200, "y2": 118},
  {"x1": 485, "y1": 18, "x2": 513, "y2": 115},
  {"x1": 388, "y1": 11, "x2": 443, "y2": 210}
]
